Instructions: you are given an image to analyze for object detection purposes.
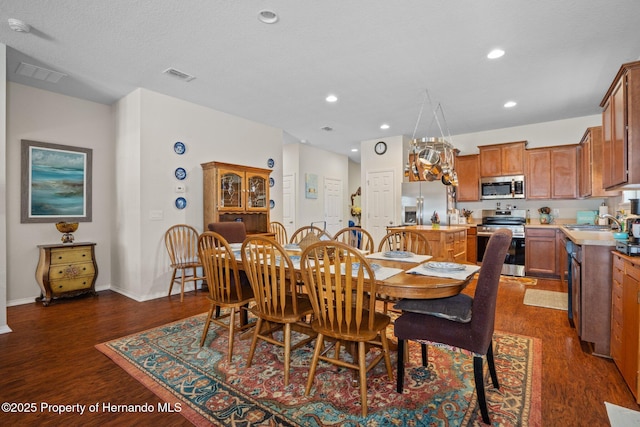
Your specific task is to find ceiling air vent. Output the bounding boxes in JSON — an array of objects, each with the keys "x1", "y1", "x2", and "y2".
[
  {"x1": 16, "y1": 62, "x2": 66, "y2": 83},
  {"x1": 321, "y1": 126, "x2": 333, "y2": 132},
  {"x1": 163, "y1": 67, "x2": 196, "y2": 82}
]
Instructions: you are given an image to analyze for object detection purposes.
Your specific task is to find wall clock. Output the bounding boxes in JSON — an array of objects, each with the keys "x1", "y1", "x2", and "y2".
[{"x1": 374, "y1": 141, "x2": 387, "y2": 155}]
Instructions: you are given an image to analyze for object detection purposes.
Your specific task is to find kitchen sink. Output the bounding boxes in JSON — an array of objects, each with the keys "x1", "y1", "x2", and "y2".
[{"x1": 562, "y1": 224, "x2": 612, "y2": 231}]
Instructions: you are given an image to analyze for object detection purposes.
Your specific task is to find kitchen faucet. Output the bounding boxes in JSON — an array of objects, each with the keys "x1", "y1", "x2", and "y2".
[{"x1": 598, "y1": 213, "x2": 623, "y2": 230}]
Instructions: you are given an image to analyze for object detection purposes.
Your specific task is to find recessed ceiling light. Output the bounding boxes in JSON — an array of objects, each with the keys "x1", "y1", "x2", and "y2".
[
  {"x1": 325, "y1": 94, "x2": 338, "y2": 103},
  {"x1": 351, "y1": 148, "x2": 359, "y2": 152},
  {"x1": 380, "y1": 123, "x2": 390, "y2": 130},
  {"x1": 504, "y1": 101, "x2": 517, "y2": 108},
  {"x1": 258, "y1": 10, "x2": 279, "y2": 24},
  {"x1": 487, "y1": 49, "x2": 505, "y2": 59}
]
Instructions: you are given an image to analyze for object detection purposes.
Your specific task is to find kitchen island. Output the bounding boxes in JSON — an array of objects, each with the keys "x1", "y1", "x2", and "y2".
[
  {"x1": 561, "y1": 226, "x2": 617, "y2": 357},
  {"x1": 387, "y1": 225, "x2": 468, "y2": 262}
]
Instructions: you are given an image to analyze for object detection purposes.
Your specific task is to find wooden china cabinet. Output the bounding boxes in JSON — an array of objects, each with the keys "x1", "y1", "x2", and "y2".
[{"x1": 201, "y1": 161, "x2": 271, "y2": 234}]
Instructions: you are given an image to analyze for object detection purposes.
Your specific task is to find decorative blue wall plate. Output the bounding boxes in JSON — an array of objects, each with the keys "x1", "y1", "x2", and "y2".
[
  {"x1": 175, "y1": 167, "x2": 187, "y2": 180},
  {"x1": 267, "y1": 158, "x2": 275, "y2": 168},
  {"x1": 174, "y1": 141, "x2": 186, "y2": 155},
  {"x1": 269, "y1": 177, "x2": 275, "y2": 187},
  {"x1": 175, "y1": 197, "x2": 187, "y2": 209},
  {"x1": 270, "y1": 199, "x2": 275, "y2": 209}
]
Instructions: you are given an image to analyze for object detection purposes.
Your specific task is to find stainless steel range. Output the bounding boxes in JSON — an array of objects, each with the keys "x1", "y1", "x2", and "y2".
[{"x1": 477, "y1": 209, "x2": 526, "y2": 277}]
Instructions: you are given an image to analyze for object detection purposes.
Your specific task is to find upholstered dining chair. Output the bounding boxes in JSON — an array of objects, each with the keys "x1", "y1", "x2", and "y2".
[
  {"x1": 197, "y1": 231, "x2": 255, "y2": 361},
  {"x1": 300, "y1": 240, "x2": 394, "y2": 417},
  {"x1": 208, "y1": 221, "x2": 247, "y2": 243},
  {"x1": 394, "y1": 228, "x2": 512, "y2": 425},
  {"x1": 377, "y1": 229, "x2": 432, "y2": 312},
  {"x1": 240, "y1": 235, "x2": 315, "y2": 386},
  {"x1": 165, "y1": 224, "x2": 205, "y2": 302},
  {"x1": 289, "y1": 225, "x2": 331, "y2": 244},
  {"x1": 332, "y1": 226, "x2": 375, "y2": 254},
  {"x1": 377, "y1": 229, "x2": 431, "y2": 255},
  {"x1": 269, "y1": 221, "x2": 288, "y2": 245}
]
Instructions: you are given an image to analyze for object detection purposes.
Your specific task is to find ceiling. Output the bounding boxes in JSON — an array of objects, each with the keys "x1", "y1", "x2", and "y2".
[{"x1": 2, "y1": 1, "x2": 640, "y2": 162}]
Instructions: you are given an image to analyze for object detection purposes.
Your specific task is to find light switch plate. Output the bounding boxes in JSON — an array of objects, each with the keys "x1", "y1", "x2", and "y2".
[{"x1": 149, "y1": 210, "x2": 163, "y2": 220}]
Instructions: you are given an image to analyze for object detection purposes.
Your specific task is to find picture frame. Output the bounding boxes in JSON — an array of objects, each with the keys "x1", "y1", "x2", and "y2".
[
  {"x1": 305, "y1": 173, "x2": 318, "y2": 199},
  {"x1": 21, "y1": 140, "x2": 93, "y2": 223}
]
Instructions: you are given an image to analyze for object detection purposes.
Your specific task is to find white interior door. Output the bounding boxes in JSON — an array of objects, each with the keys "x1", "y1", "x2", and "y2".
[
  {"x1": 366, "y1": 170, "x2": 395, "y2": 245},
  {"x1": 282, "y1": 174, "x2": 296, "y2": 239},
  {"x1": 324, "y1": 177, "x2": 343, "y2": 236}
]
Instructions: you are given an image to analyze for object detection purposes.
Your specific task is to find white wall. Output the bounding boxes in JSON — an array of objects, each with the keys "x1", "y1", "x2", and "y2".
[
  {"x1": 283, "y1": 143, "x2": 349, "y2": 232},
  {"x1": 6, "y1": 83, "x2": 114, "y2": 306},
  {"x1": 0, "y1": 44, "x2": 8, "y2": 332},
  {"x1": 360, "y1": 135, "x2": 406, "y2": 228},
  {"x1": 452, "y1": 115, "x2": 602, "y2": 154},
  {"x1": 113, "y1": 88, "x2": 284, "y2": 301}
]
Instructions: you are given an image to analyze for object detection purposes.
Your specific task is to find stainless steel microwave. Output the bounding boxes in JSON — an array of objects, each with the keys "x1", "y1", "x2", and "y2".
[{"x1": 480, "y1": 175, "x2": 525, "y2": 200}]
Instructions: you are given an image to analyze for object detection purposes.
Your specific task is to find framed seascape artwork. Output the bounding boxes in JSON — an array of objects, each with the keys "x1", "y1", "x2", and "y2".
[
  {"x1": 21, "y1": 140, "x2": 93, "y2": 223},
  {"x1": 305, "y1": 173, "x2": 318, "y2": 199}
]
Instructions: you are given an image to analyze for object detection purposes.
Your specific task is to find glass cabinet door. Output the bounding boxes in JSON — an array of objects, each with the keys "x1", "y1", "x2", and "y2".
[
  {"x1": 218, "y1": 169, "x2": 244, "y2": 210},
  {"x1": 246, "y1": 173, "x2": 267, "y2": 210}
]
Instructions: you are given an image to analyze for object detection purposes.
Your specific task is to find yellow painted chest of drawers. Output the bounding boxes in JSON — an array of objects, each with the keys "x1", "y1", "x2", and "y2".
[{"x1": 35, "y1": 242, "x2": 98, "y2": 306}]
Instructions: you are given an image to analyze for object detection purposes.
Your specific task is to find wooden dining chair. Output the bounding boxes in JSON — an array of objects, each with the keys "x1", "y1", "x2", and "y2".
[
  {"x1": 377, "y1": 229, "x2": 432, "y2": 312},
  {"x1": 394, "y1": 229, "x2": 512, "y2": 425},
  {"x1": 269, "y1": 221, "x2": 288, "y2": 245},
  {"x1": 240, "y1": 235, "x2": 315, "y2": 386},
  {"x1": 332, "y1": 226, "x2": 375, "y2": 254},
  {"x1": 289, "y1": 225, "x2": 331, "y2": 244},
  {"x1": 377, "y1": 229, "x2": 432, "y2": 255},
  {"x1": 197, "y1": 231, "x2": 255, "y2": 361},
  {"x1": 165, "y1": 224, "x2": 205, "y2": 302},
  {"x1": 300, "y1": 240, "x2": 393, "y2": 417}
]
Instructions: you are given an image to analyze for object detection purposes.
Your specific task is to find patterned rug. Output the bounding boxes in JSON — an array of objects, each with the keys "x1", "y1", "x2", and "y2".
[{"x1": 96, "y1": 314, "x2": 541, "y2": 426}]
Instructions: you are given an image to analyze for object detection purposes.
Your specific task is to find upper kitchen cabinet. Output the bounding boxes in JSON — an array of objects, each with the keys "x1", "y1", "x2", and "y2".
[
  {"x1": 478, "y1": 141, "x2": 526, "y2": 177},
  {"x1": 600, "y1": 60, "x2": 640, "y2": 189},
  {"x1": 578, "y1": 126, "x2": 620, "y2": 198},
  {"x1": 201, "y1": 161, "x2": 271, "y2": 234},
  {"x1": 526, "y1": 145, "x2": 578, "y2": 199},
  {"x1": 455, "y1": 154, "x2": 480, "y2": 201}
]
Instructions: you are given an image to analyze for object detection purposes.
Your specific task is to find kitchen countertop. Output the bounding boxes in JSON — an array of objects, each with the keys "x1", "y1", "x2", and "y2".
[{"x1": 556, "y1": 225, "x2": 618, "y2": 247}]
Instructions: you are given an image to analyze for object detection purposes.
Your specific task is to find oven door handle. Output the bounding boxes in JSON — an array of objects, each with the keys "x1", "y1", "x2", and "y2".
[{"x1": 477, "y1": 231, "x2": 493, "y2": 237}]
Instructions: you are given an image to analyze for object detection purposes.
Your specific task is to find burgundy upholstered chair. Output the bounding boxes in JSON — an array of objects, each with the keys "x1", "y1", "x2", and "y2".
[
  {"x1": 394, "y1": 228, "x2": 512, "y2": 425},
  {"x1": 207, "y1": 222, "x2": 247, "y2": 243}
]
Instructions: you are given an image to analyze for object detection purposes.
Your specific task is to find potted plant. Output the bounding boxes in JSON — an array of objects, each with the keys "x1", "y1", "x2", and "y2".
[{"x1": 462, "y1": 209, "x2": 473, "y2": 224}]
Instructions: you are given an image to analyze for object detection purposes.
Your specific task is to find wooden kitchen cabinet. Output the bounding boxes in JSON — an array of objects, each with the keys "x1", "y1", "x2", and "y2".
[
  {"x1": 579, "y1": 127, "x2": 620, "y2": 198},
  {"x1": 478, "y1": 141, "x2": 526, "y2": 177},
  {"x1": 466, "y1": 226, "x2": 477, "y2": 264},
  {"x1": 455, "y1": 154, "x2": 480, "y2": 201},
  {"x1": 525, "y1": 227, "x2": 559, "y2": 277},
  {"x1": 387, "y1": 226, "x2": 467, "y2": 262},
  {"x1": 600, "y1": 60, "x2": 640, "y2": 189},
  {"x1": 611, "y1": 252, "x2": 640, "y2": 403},
  {"x1": 526, "y1": 145, "x2": 578, "y2": 199},
  {"x1": 35, "y1": 242, "x2": 98, "y2": 306},
  {"x1": 201, "y1": 161, "x2": 271, "y2": 234}
]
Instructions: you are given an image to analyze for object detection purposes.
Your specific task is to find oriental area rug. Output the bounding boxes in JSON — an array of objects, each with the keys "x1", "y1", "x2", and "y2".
[{"x1": 96, "y1": 314, "x2": 541, "y2": 426}]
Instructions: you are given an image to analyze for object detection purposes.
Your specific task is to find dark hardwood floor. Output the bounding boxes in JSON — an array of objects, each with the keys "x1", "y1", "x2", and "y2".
[{"x1": 0, "y1": 278, "x2": 638, "y2": 426}]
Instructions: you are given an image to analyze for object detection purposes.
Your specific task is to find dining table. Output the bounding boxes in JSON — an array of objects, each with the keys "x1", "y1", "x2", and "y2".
[{"x1": 231, "y1": 243, "x2": 480, "y2": 301}]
